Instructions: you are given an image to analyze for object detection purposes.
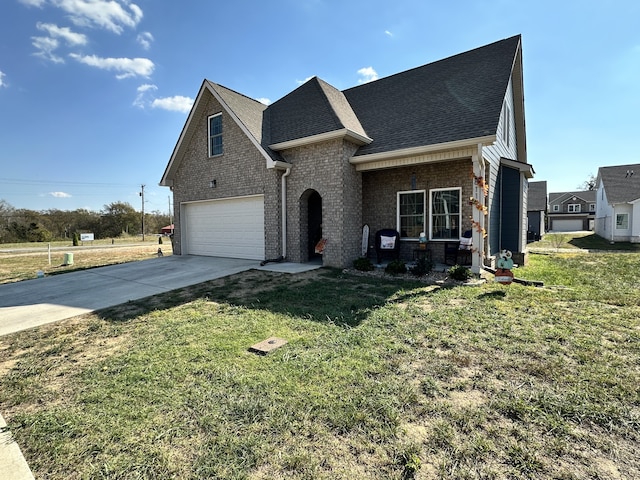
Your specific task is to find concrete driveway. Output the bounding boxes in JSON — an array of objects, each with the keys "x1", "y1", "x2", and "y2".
[{"x1": 0, "y1": 255, "x2": 319, "y2": 337}]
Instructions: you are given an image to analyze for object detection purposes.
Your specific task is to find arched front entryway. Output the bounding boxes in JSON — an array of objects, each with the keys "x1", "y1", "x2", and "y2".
[{"x1": 300, "y1": 189, "x2": 322, "y2": 262}]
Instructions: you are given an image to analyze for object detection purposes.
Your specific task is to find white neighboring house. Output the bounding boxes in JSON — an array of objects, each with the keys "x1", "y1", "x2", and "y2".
[{"x1": 595, "y1": 163, "x2": 640, "y2": 243}]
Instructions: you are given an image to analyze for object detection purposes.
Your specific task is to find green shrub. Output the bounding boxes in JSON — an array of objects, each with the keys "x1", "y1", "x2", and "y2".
[
  {"x1": 385, "y1": 259, "x2": 407, "y2": 275},
  {"x1": 353, "y1": 257, "x2": 374, "y2": 271},
  {"x1": 72, "y1": 232, "x2": 79, "y2": 246},
  {"x1": 448, "y1": 264, "x2": 472, "y2": 281},
  {"x1": 410, "y1": 257, "x2": 433, "y2": 276}
]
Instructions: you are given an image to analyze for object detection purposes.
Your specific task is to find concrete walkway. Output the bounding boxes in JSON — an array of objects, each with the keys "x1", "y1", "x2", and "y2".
[{"x1": 0, "y1": 255, "x2": 321, "y2": 479}]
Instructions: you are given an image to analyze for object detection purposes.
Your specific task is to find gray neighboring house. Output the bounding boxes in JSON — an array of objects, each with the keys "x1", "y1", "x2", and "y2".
[
  {"x1": 160, "y1": 35, "x2": 533, "y2": 272},
  {"x1": 595, "y1": 163, "x2": 640, "y2": 242},
  {"x1": 527, "y1": 181, "x2": 547, "y2": 241},
  {"x1": 548, "y1": 190, "x2": 596, "y2": 232}
]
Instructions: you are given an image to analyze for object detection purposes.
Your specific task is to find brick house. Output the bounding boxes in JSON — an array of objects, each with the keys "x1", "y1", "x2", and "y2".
[{"x1": 160, "y1": 35, "x2": 532, "y2": 272}]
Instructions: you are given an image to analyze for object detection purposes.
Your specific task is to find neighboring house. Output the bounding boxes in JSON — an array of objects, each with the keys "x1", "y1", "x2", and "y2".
[
  {"x1": 160, "y1": 35, "x2": 533, "y2": 272},
  {"x1": 595, "y1": 163, "x2": 640, "y2": 243},
  {"x1": 527, "y1": 181, "x2": 547, "y2": 241},
  {"x1": 548, "y1": 190, "x2": 596, "y2": 232}
]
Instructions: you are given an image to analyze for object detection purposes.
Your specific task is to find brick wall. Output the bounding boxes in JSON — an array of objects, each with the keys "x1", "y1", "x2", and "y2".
[
  {"x1": 362, "y1": 158, "x2": 474, "y2": 264},
  {"x1": 279, "y1": 139, "x2": 362, "y2": 268},
  {"x1": 170, "y1": 93, "x2": 281, "y2": 257}
]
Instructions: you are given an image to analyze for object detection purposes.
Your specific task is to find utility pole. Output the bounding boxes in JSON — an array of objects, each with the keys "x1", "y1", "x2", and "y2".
[{"x1": 139, "y1": 184, "x2": 145, "y2": 241}]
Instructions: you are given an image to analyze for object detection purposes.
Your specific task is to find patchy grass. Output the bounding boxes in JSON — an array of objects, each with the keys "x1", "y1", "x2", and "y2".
[
  {"x1": 529, "y1": 232, "x2": 640, "y2": 251},
  {"x1": 0, "y1": 242, "x2": 172, "y2": 284},
  {"x1": 0, "y1": 254, "x2": 639, "y2": 479}
]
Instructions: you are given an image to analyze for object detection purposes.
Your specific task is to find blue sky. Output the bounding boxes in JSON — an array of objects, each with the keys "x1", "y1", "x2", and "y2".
[{"x1": 1, "y1": 0, "x2": 639, "y2": 213}]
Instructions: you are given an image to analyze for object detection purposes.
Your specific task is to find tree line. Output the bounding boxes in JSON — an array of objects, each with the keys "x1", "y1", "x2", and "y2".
[{"x1": 0, "y1": 199, "x2": 171, "y2": 244}]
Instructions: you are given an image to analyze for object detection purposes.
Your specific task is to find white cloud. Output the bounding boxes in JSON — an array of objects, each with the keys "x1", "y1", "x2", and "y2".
[
  {"x1": 0, "y1": 71, "x2": 6, "y2": 87},
  {"x1": 37, "y1": 22, "x2": 87, "y2": 46},
  {"x1": 256, "y1": 97, "x2": 271, "y2": 105},
  {"x1": 384, "y1": 30, "x2": 393, "y2": 37},
  {"x1": 296, "y1": 76, "x2": 314, "y2": 86},
  {"x1": 32, "y1": 36, "x2": 64, "y2": 63},
  {"x1": 133, "y1": 83, "x2": 157, "y2": 108},
  {"x1": 19, "y1": 0, "x2": 46, "y2": 6},
  {"x1": 50, "y1": 191, "x2": 72, "y2": 198},
  {"x1": 151, "y1": 96, "x2": 194, "y2": 113},
  {"x1": 52, "y1": 0, "x2": 143, "y2": 34},
  {"x1": 136, "y1": 31, "x2": 153, "y2": 50},
  {"x1": 357, "y1": 66, "x2": 378, "y2": 84},
  {"x1": 70, "y1": 53, "x2": 154, "y2": 79}
]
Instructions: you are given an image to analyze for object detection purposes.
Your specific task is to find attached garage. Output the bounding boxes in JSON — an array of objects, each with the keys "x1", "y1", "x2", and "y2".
[
  {"x1": 181, "y1": 195, "x2": 265, "y2": 260},
  {"x1": 551, "y1": 219, "x2": 583, "y2": 232}
]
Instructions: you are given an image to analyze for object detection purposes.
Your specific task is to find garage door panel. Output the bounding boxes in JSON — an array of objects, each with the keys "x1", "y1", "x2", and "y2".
[
  {"x1": 183, "y1": 196, "x2": 265, "y2": 260},
  {"x1": 552, "y1": 219, "x2": 583, "y2": 232}
]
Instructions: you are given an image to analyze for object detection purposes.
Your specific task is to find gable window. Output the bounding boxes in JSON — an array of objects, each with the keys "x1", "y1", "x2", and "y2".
[
  {"x1": 552, "y1": 205, "x2": 560, "y2": 212},
  {"x1": 502, "y1": 102, "x2": 511, "y2": 147},
  {"x1": 397, "y1": 190, "x2": 425, "y2": 239},
  {"x1": 430, "y1": 188, "x2": 461, "y2": 240},
  {"x1": 208, "y1": 113, "x2": 223, "y2": 156},
  {"x1": 568, "y1": 204, "x2": 581, "y2": 213},
  {"x1": 616, "y1": 213, "x2": 629, "y2": 230},
  {"x1": 589, "y1": 203, "x2": 596, "y2": 212}
]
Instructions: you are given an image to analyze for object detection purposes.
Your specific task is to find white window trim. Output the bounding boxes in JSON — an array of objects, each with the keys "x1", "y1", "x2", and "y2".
[
  {"x1": 616, "y1": 213, "x2": 629, "y2": 230},
  {"x1": 397, "y1": 190, "x2": 426, "y2": 240},
  {"x1": 568, "y1": 204, "x2": 581, "y2": 213},
  {"x1": 208, "y1": 113, "x2": 223, "y2": 157},
  {"x1": 552, "y1": 204, "x2": 560, "y2": 212},
  {"x1": 429, "y1": 187, "x2": 462, "y2": 241}
]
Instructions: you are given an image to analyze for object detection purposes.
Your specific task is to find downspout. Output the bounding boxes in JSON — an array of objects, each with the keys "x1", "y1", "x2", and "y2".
[{"x1": 281, "y1": 167, "x2": 291, "y2": 258}]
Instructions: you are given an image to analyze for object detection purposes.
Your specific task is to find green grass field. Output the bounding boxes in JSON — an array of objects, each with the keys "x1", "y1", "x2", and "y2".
[{"x1": 0, "y1": 249, "x2": 638, "y2": 479}]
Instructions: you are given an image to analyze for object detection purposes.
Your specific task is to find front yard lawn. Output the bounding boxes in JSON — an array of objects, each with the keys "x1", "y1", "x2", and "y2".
[{"x1": 1, "y1": 252, "x2": 639, "y2": 479}]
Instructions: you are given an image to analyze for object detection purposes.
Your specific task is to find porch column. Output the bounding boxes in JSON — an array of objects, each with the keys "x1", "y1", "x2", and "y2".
[{"x1": 471, "y1": 145, "x2": 486, "y2": 274}]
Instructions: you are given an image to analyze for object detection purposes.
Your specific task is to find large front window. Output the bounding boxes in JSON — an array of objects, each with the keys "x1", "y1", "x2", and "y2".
[
  {"x1": 208, "y1": 113, "x2": 223, "y2": 156},
  {"x1": 430, "y1": 188, "x2": 461, "y2": 240},
  {"x1": 397, "y1": 190, "x2": 425, "y2": 239}
]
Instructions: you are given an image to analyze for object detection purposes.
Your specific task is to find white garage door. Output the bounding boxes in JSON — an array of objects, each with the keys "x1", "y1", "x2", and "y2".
[
  {"x1": 552, "y1": 219, "x2": 583, "y2": 232},
  {"x1": 182, "y1": 196, "x2": 265, "y2": 260}
]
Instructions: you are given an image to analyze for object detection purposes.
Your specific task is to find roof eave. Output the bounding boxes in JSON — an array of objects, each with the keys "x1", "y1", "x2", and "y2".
[
  {"x1": 350, "y1": 135, "x2": 496, "y2": 167},
  {"x1": 269, "y1": 128, "x2": 373, "y2": 151}
]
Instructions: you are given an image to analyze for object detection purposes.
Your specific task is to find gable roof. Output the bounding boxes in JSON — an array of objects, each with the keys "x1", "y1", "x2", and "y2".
[
  {"x1": 267, "y1": 77, "x2": 370, "y2": 148},
  {"x1": 344, "y1": 35, "x2": 522, "y2": 157},
  {"x1": 549, "y1": 190, "x2": 596, "y2": 205},
  {"x1": 161, "y1": 35, "x2": 524, "y2": 185},
  {"x1": 598, "y1": 163, "x2": 640, "y2": 203},
  {"x1": 527, "y1": 181, "x2": 547, "y2": 211}
]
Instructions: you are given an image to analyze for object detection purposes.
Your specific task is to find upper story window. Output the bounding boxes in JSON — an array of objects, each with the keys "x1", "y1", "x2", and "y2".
[
  {"x1": 430, "y1": 188, "x2": 461, "y2": 240},
  {"x1": 589, "y1": 203, "x2": 596, "y2": 212},
  {"x1": 568, "y1": 204, "x2": 581, "y2": 213},
  {"x1": 397, "y1": 190, "x2": 425, "y2": 239},
  {"x1": 208, "y1": 113, "x2": 223, "y2": 156},
  {"x1": 552, "y1": 205, "x2": 560, "y2": 212}
]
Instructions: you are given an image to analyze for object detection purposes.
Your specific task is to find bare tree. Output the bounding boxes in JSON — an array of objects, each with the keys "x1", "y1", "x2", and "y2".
[{"x1": 578, "y1": 173, "x2": 597, "y2": 191}]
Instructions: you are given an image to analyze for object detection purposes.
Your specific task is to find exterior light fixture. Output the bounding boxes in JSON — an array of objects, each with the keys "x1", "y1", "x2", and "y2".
[{"x1": 210, "y1": 179, "x2": 217, "y2": 188}]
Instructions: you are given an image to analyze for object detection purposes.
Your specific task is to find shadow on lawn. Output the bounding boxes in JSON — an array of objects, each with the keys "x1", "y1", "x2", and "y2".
[{"x1": 95, "y1": 268, "x2": 446, "y2": 327}]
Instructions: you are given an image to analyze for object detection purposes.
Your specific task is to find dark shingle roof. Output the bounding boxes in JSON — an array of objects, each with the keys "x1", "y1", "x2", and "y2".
[
  {"x1": 344, "y1": 35, "x2": 521, "y2": 156},
  {"x1": 205, "y1": 35, "x2": 521, "y2": 159},
  {"x1": 528, "y1": 181, "x2": 547, "y2": 211},
  {"x1": 599, "y1": 163, "x2": 640, "y2": 203},
  {"x1": 549, "y1": 190, "x2": 596, "y2": 204},
  {"x1": 267, "y1": 77, "x2": 368, "y2": 145}
]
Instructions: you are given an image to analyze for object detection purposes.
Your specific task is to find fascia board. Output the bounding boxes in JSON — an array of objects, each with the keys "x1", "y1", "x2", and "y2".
[
  {"x1": 350, "y1": 136, "x2": 496, "y2": 166},
  {"x1": 269, "y1": 129, "x2": 373, "y2": 151},
  {"x1": 160, "y1": 80, "x2": 209, "y2": 186},
  {"x1": 500, "y1": 157, "x2": 535, "y2": 178}
]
